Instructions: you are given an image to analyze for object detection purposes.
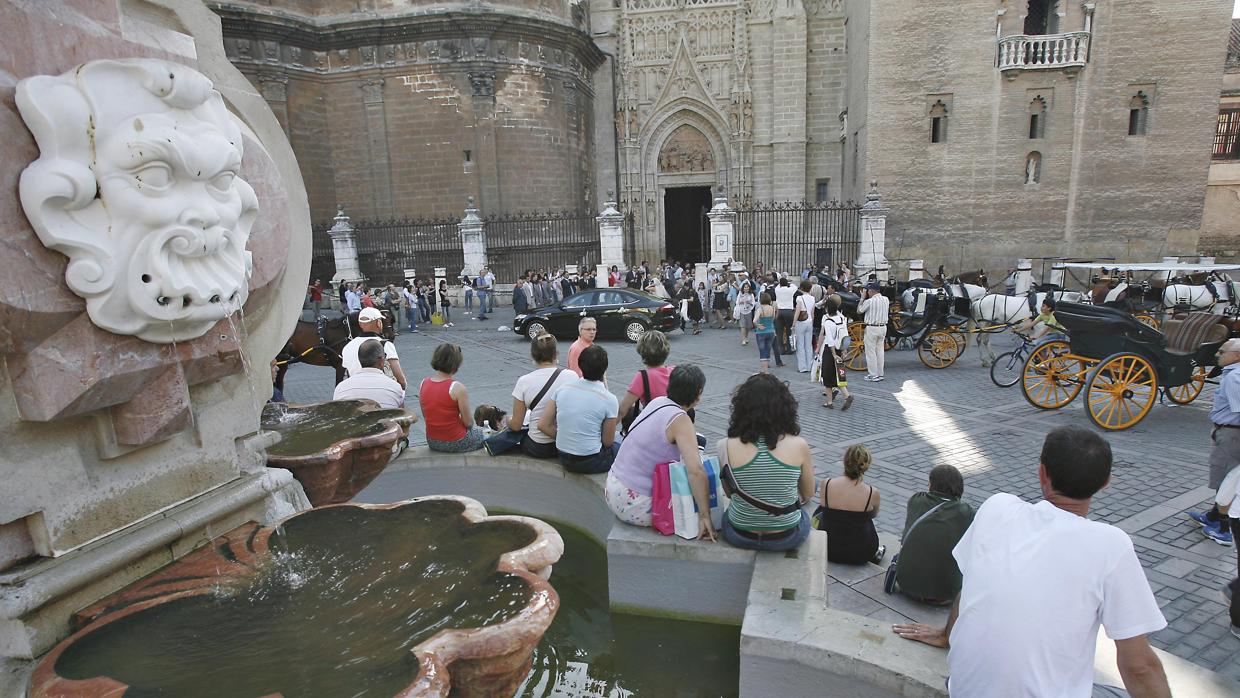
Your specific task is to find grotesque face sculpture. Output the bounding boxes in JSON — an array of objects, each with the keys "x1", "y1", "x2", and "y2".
[{"x1": 17, "y1": 59, "x2": 257, "y2": 343}]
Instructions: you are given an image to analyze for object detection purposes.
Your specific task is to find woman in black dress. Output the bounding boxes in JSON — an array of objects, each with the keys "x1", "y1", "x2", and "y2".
[
  {"x1": 818, "y1": 294, "x2": 853, "y2": 411},
  {"x1": 816, "y1": 444, "x2": 885, "y2": 564}
]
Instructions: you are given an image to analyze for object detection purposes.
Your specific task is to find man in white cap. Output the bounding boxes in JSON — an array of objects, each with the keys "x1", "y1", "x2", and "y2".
[
  {"x1": 1189, "y1": 337, "x2": 1240, "y2": 545},
  {"x1": 341, "y1": 307, "x2": 406, "y2": 390},
  {"x1": 857, "y1": 282, "x2": 889, "y2": 381}
]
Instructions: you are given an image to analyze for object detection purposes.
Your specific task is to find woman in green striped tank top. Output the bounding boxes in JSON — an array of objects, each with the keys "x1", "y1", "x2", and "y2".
[{"x1": 719, "y1": 374, "x2": 816, "y2": 551}]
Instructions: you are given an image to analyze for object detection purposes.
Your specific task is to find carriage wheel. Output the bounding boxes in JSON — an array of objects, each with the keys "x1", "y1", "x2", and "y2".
[
  {"x1": 884, "y1": 333, "x2": 900, "y2": 351},
  {"x1": 1165, "y1": 366, "x2": 1207, "y2": 405},
  {"x1": 890, "y1": 300, "x2": 905, "y2": 332},
  {"x1": 1085, "y1": 353, "x2": 1158, "y2": 431},
  {"x1": 1134, "y1": 313, "x2": 1159, "y2": 330},
  {"x1": 1020, "y1": 340, "x2": 1081, "y2": 410},
  {"x1": 844, "y1": 322, "x2": 867, "y2": 371},
  {"x1": 918, "y1": 330, "x2": 963, "y2": 369}
]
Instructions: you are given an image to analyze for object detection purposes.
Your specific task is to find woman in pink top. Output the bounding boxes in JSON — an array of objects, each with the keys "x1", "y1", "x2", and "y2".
[
  {"x1": 607, "y1": 365, "x2": 716, "y2": 540},
  {"x1": 419, "y1": 343, "x2": 484, "y2": 452},
  {"x1": 617, "y1": 330, "x2": 673, "y2": 428}
]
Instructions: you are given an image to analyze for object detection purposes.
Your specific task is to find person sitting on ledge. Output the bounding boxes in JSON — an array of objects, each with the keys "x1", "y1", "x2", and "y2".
[
  {"x1": 539, "y1": 345, "x2": 619, "y2": 474},
  {"x1": 419, "y1": 343, "x2": 483, "y2": 453},
  {"x1": 617, "y1": 330, "x2": 674, "y2": 430},
  {"x1": 817, "y1": 444, "x2": 886, "y2": 564},
  {"x1": 889, "y1": 464, "x2": 973, "y2": 605},
  {"x1": 504, "y1": 333, "x2": 576, "y2": 459},
  {"x1": 718, "y1": 373, "x2": 814, "y2": 551},
  {"x1": 607, "y1": 364, "x2": 717, "y2": 541},
  {"x1": 894, "y1": 427, "x2": 1169, "y2": 698},
  {"x1": 333, "y1": 339, "x2": 408, "y2": 410}
]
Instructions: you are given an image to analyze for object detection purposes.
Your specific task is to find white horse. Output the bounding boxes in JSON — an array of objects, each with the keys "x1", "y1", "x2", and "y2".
[
  {"x1": 1161, "y1": 280, "x2": 1234, "y2": 313},
  {"x1": 967, "y1": 290, "x2": 1085, "y2": 366}
]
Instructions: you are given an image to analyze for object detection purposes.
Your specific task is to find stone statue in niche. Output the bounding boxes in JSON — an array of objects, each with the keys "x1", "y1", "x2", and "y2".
[
  {"x1": 16, "y1": 58, "x2": 258, "y2": 343},
  {"x1": 657, "y1": 124, "x2": 716, "y2": 173}
]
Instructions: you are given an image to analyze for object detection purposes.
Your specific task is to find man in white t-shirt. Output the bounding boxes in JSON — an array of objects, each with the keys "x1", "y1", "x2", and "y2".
[
  {"x1": 773, "y1": 276, "x2": 797, "y2": 355},
  {"x1": 332, "y1": 339, "x2": 407, "y2": 409},
  {"x1": 857, "y1": 282, "x2": 889, "y2": 381},
  {"x1": 341, "y1": 307, "x2": 405, "y2": 389},
  {"x1": 894, "y1": 427, "x2": 1169, "y2": 698}
]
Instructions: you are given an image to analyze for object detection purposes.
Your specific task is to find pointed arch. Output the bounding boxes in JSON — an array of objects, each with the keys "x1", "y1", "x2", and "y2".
[{"x1": 641, "y1": 99, "x2": 732, "y2": 187}]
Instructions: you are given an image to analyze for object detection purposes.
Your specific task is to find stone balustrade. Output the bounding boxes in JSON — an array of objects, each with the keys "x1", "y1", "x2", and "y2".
[{"x1": 996, "y1": 32, "x2": 1091, "y2": 73}]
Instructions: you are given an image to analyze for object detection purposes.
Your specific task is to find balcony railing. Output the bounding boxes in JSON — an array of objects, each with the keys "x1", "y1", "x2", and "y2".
[{"x1": 997, "y1": 32, "x2": 1091, "y2": 72}]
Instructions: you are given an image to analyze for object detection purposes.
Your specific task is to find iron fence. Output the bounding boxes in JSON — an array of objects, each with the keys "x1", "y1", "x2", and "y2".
[
  {"x1": 733, "y1": 200, "x2": 861, "y2": 275},
  {"x1": 483, "y1": 210, "x2": 600, "y2": 283},
  {"x1": 351, "y1": 216, "x2": 464, "y2": 283},
  {"x1": 310, "y1": 224, "x2": 334, "y2": 283}
]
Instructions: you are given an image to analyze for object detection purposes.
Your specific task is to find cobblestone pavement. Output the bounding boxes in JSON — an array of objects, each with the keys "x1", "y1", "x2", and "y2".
[{"x1": 281, "y1": 312, "x2": 1238, "y2": 681}]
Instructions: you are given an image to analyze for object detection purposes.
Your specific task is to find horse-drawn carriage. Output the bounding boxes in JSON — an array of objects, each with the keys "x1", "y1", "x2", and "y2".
[
  {"x1": 1019, "y1": 301, "x2": 1227, "y2": 430},
  {"x1": 1061, "y1": 261, "x2": 1240, "y2": 328},
  {"x1": 837, "y1": 284, "x2": 977, "y2": 370}
]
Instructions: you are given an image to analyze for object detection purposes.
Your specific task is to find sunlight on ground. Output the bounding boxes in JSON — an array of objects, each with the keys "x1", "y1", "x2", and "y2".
[{"x1": 890, "y1": 379, "x2": 993, "y2": 475}]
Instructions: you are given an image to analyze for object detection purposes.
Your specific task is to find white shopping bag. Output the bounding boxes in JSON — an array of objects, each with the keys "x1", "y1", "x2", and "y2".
[
  {"x1": 701, "y1": 456, "x2": 729, "y2": 531},
  {"x1": 670, "y1": 459, "x2": 729, "y2": 538},
  {"x1": 810, "y1": 355, "x2": 822, "y2": 383}
]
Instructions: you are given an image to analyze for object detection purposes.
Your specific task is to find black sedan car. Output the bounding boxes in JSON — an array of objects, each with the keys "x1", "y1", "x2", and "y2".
[{"x1": 513, "y1": 288, "x2": 679, "y2": 342}]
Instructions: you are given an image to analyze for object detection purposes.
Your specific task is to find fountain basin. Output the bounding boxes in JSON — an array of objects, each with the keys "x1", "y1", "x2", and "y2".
[
  {"x1": 27, "y1": 496, "x2": 563, "y2": 698},
  {"x1": 262, "y1": 399, "x2": 415, "y2": 506}
]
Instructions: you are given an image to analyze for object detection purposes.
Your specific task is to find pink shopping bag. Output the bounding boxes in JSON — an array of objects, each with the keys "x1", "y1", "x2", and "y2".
[{"x1": 650, "y1": 461, "x2": 675, "y2": 536}]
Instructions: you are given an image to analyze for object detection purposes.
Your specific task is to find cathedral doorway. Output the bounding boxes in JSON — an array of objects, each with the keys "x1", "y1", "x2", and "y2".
[{"x1": 663, "y1": 186, "x2": 712, "y2": 263}]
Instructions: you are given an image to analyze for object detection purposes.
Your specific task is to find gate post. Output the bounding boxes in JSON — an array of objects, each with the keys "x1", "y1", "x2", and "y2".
[
  {"x1": 707, "y1": 193, "x2": 737, "y2": 269},
  {"x1": 908, "y1": 259, "x2": 925, "y2": 281},
  {"x1": 855, "y1": 181, "x2": 889, "y2": 279},
  {"x1": 597, "y1": 191, "x2": 625, "y2": 282},
  {"x1": 458, "y1": 196, "x2": 488, "y2": 277},
  {"x1": 328, "y1": 205, "x2": 364, "y2": 285},
  {"x1": 1015, "y1": 259, "x2": 1033, "y2": 295},
  {"x1": 1049, "y1": 261, "x2": 1066, "y2": 287}
]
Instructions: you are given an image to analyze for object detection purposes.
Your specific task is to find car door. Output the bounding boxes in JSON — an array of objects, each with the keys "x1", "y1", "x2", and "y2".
[
  {"x1": 592, "y1": 289, "x2": 629, "y2": 336},
  {"x1": 552, "y1": 290, "x2": 596, "y2": 337}
]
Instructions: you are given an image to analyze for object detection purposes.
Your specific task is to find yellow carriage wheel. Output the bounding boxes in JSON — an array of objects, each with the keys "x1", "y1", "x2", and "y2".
[
  {"x1": 890, "y1": 301, "x2": 906, "y2": 332},
  {"x1": 918, "y1": 330, "x2": 963, "y2": 369},
  {"x1": 844, "y1": 322, "x2": 867, "y2": 371},
  {"x1": 1084, "y1": 353, "x2": 1158, "y2": 431},
  {"x1": 1134, "y1": 313, "x2": 1160, "y2": 330},
  {"x1": 1020, "y1": 340, "x2": 1082, "y2": 410},
  {"x1": 1165, "y1": 366, "x2": 1207, "y2": 405}
]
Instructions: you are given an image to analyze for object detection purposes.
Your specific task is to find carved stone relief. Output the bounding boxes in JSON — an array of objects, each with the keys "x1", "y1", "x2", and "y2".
[
  {"x1": 658, "y1": 124, "x2": 715, "y2": 173},
  {"x1": 469, "y1": 71, "x2": 496, "y2": 97},
  {"x1": 360, "y1": 77, "x2": 385, "y2": 103},
  {"x1": 16, "y1": 59, "x2": 257, "y2": 344}
]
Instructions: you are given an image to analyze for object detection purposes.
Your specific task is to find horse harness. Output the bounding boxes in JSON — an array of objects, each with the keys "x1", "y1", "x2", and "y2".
[{"x1": 275, "y1": 314, "x2": 355, "y2": 367}]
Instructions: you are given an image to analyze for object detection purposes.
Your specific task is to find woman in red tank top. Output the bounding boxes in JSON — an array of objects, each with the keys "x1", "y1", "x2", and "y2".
[{"x1": 419, "y1": 344, "x2": 484, "y2": 452}]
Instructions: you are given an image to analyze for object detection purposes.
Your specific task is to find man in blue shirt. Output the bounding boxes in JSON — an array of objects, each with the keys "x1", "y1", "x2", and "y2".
[
  {"x1": 1191, "y1": 338, "x2": 1240, "y2": 545},
  {"x1": 538, "y1": 345, "x2": 619, "y2": 474}
]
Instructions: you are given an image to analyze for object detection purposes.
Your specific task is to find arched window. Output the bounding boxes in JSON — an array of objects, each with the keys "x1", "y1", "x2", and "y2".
[
  {"x1": 1024, "y1": 0, "x2": 1061, "y2": 35},
  {"x1": 1028, "y1": 96, "x2": 1046, "y2": 139},
  {"x1": 1025, "y1": 152, "x2": 1042, "y2": 184},
  {"x1": 929, "y1": 101, "x2": 948, "y2": 144},
  {"x1": 1128, "y1": 92, "x2": 1149, "y2": 136}
]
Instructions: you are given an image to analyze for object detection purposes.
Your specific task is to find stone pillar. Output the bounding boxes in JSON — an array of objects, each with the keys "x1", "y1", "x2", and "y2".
[
  {"x1": 876, "y1": 261, "x2": 891, "y2": 284},
  {"x1": 597, "y1": 192, "x2": 625, "y2": 282},
  {"x1": 1049, "y1": 261, "x2": 1067, "y2": 287},
  {"x1": 1200, "y1": 256, "x2": 1217, "y2": 265},
  {"x1": 707, "y1": 194, "x2": 738, "y2": 268},
  {"x1": 856, "y1": 181, "x2": 888, "y2": 278},
  {"x1": 458, "y1": 197, "x2": 487, "y2": 277},
  {"x1": 328, "y1": 205, "x2": 363, "y2": 285},
  {"x1": 908, "y1": 259, "x2": 925, "y2": 281},
  {"x1": 1161, "y1": 256, "x2": 1180, "y2": 265},
  {"x1": 1014, "y1": 259, "x2": 1033, "y2": 295}
]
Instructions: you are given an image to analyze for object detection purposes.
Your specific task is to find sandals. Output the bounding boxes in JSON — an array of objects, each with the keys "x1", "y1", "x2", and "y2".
[
  {"x1": 872, "y1": 544, "x2": 887, "y2": 565},
  {"x1": 823, "y1": 402, "x2": 834, "y2": 409}
]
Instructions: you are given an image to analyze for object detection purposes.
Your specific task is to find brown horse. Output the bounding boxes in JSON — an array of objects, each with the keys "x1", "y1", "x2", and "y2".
[{"x1": 275, "y1": 310, "x2": 396, "y2": 391}]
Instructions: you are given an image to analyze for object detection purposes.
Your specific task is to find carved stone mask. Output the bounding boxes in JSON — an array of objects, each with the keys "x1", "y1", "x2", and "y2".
[{"x1": 16, "y1": 59, "x2": 257, "y2": 343}]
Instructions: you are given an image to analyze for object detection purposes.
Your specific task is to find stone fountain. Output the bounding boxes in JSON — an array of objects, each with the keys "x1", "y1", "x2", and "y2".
[{"x1": 0, "y1": 2, "x2": 564, "y2": 695}]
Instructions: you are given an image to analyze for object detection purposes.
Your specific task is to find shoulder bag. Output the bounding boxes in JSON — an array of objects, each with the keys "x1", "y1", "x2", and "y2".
[
  {"x1": 619, "y1": 370, "x2": 651, "y2": 436},
  {"x1": 715, "y1": 437, "x2": 803, "y2": 517},
  {"x1": 483, "y1": 368, "x2": 564, "y2": 456},
  {"x1": 883, "y1": 499, "x2": 951, "y2": 594}
]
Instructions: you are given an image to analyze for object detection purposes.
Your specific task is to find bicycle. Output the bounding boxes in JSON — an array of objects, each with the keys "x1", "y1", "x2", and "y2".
[{"x1": 989, "y1": 330, "x2": 1036, "y2": 387}]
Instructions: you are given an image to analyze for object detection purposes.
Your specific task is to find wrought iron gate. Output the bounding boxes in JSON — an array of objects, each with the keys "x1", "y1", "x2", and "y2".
[{"x1": 733, "y1": 200, "x2": 861, "y2": 274}]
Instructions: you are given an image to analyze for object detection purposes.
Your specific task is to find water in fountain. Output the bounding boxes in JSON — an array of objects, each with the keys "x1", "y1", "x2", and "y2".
[
  {"x1": 260, "y1": 400, "x2": 398, "y2": 457},
  {"x1": 54, "y1": 499, "x2": 539, "y2": 697}
]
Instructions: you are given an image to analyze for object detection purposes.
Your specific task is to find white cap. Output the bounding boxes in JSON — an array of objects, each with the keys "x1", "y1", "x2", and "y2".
[{"x1": 358, "y1": 307, "x2": 384, "y2": 322}]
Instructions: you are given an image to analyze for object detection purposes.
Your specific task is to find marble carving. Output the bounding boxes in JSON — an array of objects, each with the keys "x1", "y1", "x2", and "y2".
[{"x1": 17, "y1": 59, "x2": 257, "y2": 343}]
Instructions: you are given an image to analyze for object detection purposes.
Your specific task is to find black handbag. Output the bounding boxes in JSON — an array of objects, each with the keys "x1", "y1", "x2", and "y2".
[
  {"x1": 619, "y1": 370, "x2": 650, "y2": 436},
  {"x1": 484, "y1": 369, "x2": 562, "y2": 456}
]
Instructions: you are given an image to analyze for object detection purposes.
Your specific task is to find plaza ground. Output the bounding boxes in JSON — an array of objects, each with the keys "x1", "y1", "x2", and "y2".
[{"x1": 280, "y1": 312, "x2": 1240, "y2": 682}]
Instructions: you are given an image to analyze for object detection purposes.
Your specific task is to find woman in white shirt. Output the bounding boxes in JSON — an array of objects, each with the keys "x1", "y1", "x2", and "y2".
[
  {"x1": 818, "y1": 294, "x2": 854, "y2": 410},
  {"x1": 773, "y1": 277, "x2": 797, "y2": 354},
  {"x1": 734, "y1": 281, "x2": 756, "y2": 346},
  {"x1": 793, "y1": 280, "x2": 818, "y2": 372}
]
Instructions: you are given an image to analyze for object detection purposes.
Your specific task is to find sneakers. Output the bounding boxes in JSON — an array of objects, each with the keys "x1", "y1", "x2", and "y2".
[
  {"x1": 1189, "y1": 510, "x2": 1213, "y2": 526},
  {"x1": 1202, "y1": 521, "x2": 1233, "y2": 546},
  {"x1": 1232, "y1": 624, "x2": 1240, "y2": 640},
  {"x1": 864, "y1": 375, "x2": 878, "y2": 382}
]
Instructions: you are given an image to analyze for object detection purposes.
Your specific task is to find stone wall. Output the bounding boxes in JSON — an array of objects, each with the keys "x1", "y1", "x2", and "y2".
[
  {"x1": 854, "y1": 0, "x2": 1234, "y2": 273},
  {"x1": 1200, "y1": 19, "x2": 1240, "y2": 259},
  {"x1": 212, "y1": 1, "x2": 603, "y2": 225}
]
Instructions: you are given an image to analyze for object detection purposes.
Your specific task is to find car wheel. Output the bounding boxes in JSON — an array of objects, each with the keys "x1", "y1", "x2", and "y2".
[
  {"x1": 526, "y1": 320, "x2": 548, "y2": 340},
  {"x1": 625, "y1": 320, "x2": 648, "y2": 342}
]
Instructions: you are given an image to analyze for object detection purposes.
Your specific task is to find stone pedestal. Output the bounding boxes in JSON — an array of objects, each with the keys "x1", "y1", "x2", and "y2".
[
  {"x1": 328, "y1": 206, "x2": 363, "y2": 285},
  {"x1": 1049, "y1": 262, "x2": 1067, "y2": 287},
  {"x1": 1014, "y1": 259, "x2": 1033, "y2": 295},
  {"x1": 459, "y1": 198, "x2": 488, "y2": 277},
  {"x1": 597, "y1": 195, "x2": 624, "y2": 283},
  {"x1": 707, "y1": 196, "x2": 737, "y2": 268},
  {"x1": 855, "y1": 181, "x2": 889, "y2": 278},
  {"x1": 907, "y1": 259, "x2": 925, "y2": 281},
  {"x1": 1200, "y1": 256, "x2": 1217, "y2": 265},
  {"x1": 1162, "y1": 257, "x2": 1180, "y2": 265}
]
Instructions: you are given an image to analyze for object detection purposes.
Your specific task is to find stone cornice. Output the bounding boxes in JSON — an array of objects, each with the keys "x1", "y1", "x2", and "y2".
[{"x1": 211, "y1": 4, "x2": 606, "y2": 71}]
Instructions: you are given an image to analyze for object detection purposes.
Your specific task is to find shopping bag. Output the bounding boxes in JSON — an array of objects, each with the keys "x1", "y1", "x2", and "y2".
[
  {"x1": 651, "y1": 462, "x2": 675, "y2": 536},
  {"x1": 701, "y1": 457, "x2": 729, "y2": 531},
  {"x1": 431, "y1": 312, "x2": 444, "y2": 325},
  {"x1": 836, "y1": 365, "x2": 848, "y2": 389},
  {"x1": 789, "y1": 333, "x2": 797, "y2": 351},
  {"x1": 669, "y1": 462, "x2": 698, "y2": 539},
  {"x1": 810, "y1": 355, "x2": 822, "y2": 384}
]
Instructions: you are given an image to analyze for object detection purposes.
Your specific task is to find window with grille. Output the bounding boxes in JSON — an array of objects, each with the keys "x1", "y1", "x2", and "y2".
[
  {"x1": 930, "y1": 101, "x2": 948, "y2": 143},
  {"x1": 1128, "y1": 92, "x2": 1149, "y2": 136},
  {"x1": 1029, "y1": 96, "x2": 1047, "y2": 139},
  {"x1": 815, "y1": 179, "x2": 831, "y2": 202},
  {"x1": 1215, "y1": 109, "x2": 1240, "y2": 160}
]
